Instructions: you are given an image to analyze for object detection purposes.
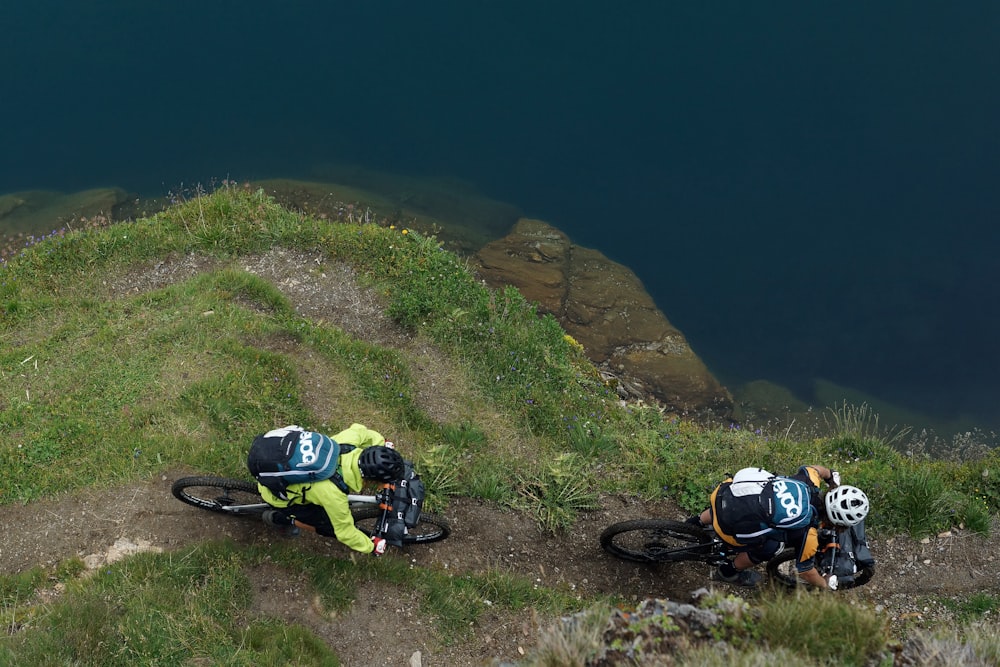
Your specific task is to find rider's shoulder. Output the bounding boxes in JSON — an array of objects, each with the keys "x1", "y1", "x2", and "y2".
[{"x1": 789, "y1": 465, "x2": 825, "y2": 489}]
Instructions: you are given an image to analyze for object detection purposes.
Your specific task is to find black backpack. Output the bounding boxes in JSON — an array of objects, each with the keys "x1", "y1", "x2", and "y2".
[
  {"x1": 247, "y1": 426, "x2": 353, "y2": 499},
  {"x1": 712, "y1": 468, "x2": 814, "y2": 544},
  {"x1": 819, "y1": 520, "x2": 876, "y2": 587}
]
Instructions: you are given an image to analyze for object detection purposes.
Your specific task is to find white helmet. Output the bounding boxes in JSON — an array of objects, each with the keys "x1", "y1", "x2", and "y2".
[{"x1": 825, "y1": 485, "x2": 870, "y2": 527}]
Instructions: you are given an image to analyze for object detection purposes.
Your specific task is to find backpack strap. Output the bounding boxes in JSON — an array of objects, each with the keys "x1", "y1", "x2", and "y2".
[
  {"x1": 329, "y1": 471, "x2": 350, "y2": 494},
  {"x1": 328, "y1": 444, "x2": 356, "y2": 495}
]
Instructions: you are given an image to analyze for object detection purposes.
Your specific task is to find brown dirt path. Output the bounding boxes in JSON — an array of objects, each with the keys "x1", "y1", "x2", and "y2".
[{"x1": 2, "y1": 471, "x2": 997, "y2": 666}]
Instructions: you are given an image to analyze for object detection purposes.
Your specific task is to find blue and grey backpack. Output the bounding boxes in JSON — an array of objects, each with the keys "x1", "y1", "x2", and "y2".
[{"x1": 247, "y1": 426, "x2": 352, "y2": 499}]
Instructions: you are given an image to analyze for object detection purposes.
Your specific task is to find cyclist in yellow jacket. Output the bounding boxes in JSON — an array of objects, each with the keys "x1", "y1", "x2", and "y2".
[{"x1": 255, "y1": 423, "x2": 404, "y2": 555}]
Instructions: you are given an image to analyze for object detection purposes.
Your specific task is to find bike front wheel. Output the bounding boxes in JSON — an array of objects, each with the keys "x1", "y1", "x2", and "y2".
[
  {"x1": 351, "y1": 507, "x2": 451, "y2": 544},
  {"x1": 600, "y1": 519, "x2": 713, "y2": 563},
  {"x1": 765, "y1": 549, "x2": 875, "y2": 590},
  {"x1": 171, "y1": 476, "x2": 268, "y2": 517}
]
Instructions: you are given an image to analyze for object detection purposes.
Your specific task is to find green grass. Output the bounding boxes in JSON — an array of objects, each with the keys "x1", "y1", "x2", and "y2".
[
  {"x1": 756, "y1": 590, "x2": 886, "y2": 666},
  {"x1": 942, "y1": 592, "x2": 1000, "y2": 622},
  {"x1": 513, "y1": 452, "x2": 601, "y2": 533},
  {"x1": 0, "y1": 543, "x2": 589, "y2": 663},
  {"x1": 903, "y1": 623, "x2": 1000, "y2": 667},
  {"x1": 522, "y1": 590, "x2": 885, "y2": 667},
  {"x1": 1, "y1": 185, "x2": 998, "y2": 664}
]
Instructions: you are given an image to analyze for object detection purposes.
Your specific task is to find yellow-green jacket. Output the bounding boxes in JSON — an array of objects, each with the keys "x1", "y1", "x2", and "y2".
[{"x1": 257, "y1": 423, "x2": 385, "y2": 554}]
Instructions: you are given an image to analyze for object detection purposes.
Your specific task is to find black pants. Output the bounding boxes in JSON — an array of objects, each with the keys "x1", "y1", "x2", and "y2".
[
  {"x1": 744, "y1": 537, "x2": 784, "y2": 564},
  {"x1": 272, "y1": 505, "x2": 336, "y2": 538}
]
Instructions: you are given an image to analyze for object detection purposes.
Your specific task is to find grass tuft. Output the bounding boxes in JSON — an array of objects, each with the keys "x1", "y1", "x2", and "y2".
[
  {"x1": 756, "y1": 590, "x2": 886, "y2": 666},
  {"x1": 514, "y1": 453, "x2": 600, "y2": 533}
]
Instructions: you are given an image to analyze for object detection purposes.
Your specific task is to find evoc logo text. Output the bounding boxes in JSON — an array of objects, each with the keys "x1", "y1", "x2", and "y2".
[
  {"x1": 297, "y1": 432, "x2": 318, "y2": 466},
  {"x1": 772, "y1": 479, "x2": 802, "y2": 519}
]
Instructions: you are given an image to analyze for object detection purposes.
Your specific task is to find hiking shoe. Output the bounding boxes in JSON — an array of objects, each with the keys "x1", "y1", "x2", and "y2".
[
  {"x1": 712, "y1": 567, "x2": 761, "y2": 587},
  {"x1": 261, "y1": 509, "x2": 287, "y2": 526},
  {"x1": 262, "y1": 509, "x2": 300, "y2": 537}
]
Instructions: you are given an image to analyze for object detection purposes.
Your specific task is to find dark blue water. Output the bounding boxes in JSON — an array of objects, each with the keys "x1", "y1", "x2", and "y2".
[{"x1": 3, "y1": 2, "x2": 999, "y2": 434}]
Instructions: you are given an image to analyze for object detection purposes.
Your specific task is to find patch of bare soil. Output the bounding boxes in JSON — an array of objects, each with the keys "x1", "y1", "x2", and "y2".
[{"x1": 5, "y1": 248, "x2": 997, "y2": 666}]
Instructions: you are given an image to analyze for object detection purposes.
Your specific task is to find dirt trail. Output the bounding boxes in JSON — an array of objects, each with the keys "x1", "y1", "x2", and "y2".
[
  {"x1": 3, "y1": 471, "x2": 997, "y2": 666},
  {"x1": 1, "y1": 471, "x2": 696, "y2": 602},
  {"x1": 1, "y1": 471, "x2": 694, "y2": 665}
]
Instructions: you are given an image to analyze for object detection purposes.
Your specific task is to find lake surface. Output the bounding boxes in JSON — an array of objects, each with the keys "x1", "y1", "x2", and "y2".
[{"x1": 3, "y1": 2, "x2": 998, "y2": 438}]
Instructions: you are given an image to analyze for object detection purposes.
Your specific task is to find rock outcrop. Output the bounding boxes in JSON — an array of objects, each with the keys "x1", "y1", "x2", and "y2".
[{"x1": 473, "y1": 218, "x2": 732, "y2": 417}]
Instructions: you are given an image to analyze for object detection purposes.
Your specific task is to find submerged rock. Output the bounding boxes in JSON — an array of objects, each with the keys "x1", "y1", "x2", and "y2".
[
  {"x1": 0, "y1": 187, "x2": 128, "y2": 235},
  {"x1": 474, "y1": 218, "x2": 732, "y2": 417}
]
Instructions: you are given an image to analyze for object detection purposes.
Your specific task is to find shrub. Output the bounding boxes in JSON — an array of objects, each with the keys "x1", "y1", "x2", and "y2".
[{"x1": 514, "y1": 453, "x2": 600, "y2": 533}]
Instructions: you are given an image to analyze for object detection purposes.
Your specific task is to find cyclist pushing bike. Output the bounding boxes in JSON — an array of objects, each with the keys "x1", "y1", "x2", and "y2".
[
  {"x1": 247, "y1": 423, "x2": 405, "y2": 556},
  {"x1": 689, "y1": 464, "x2": 870, "y2": 589}
]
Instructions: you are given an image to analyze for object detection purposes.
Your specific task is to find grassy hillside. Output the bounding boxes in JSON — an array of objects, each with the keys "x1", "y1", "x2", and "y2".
[{"x1": 1, "y1": 186, "x2": 998, "y2": 665}]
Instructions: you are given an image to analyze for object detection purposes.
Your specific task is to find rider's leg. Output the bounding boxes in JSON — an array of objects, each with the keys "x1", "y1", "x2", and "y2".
[
  {"x1": 262, "y1": 508, "x2": 302, "y2": 537},
  {"x1": 280, "y1": 504, "x2": 335, "y2": 537},
  {"x1": 717, "y1": 552, "x2": 753, "y2": 578},
  {"x1": 714, "y1": 546, "x2": 767, "y2": 586}
]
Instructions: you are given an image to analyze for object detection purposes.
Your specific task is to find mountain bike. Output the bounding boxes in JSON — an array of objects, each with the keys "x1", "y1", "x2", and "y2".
[
  {"x1": 600, "y1": 518, "x2": 873, "y2": 589},
  {"x1": 171, "y1": 476, "x2": 451, "y2": 545}
]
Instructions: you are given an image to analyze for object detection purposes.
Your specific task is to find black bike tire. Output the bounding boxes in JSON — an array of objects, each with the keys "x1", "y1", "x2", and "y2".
[
  {"x1": 171, "y1": 476, "x2": 266, "y2": 516},
  {"x1": 851, "y1": 565, "x2": 875, "y2": 588},
  {"x1": 600, "y1": 519, "x2": 712, "y2": 563},
  {"x1": 765, "y1": 548, "x2": 800, "y2": 588},
  {"x1": 765, "y1": 548, "x2": 875, "y2": 590},
  {"x1": 351, "y1": 507, "x2": 451, "y2": 544}
]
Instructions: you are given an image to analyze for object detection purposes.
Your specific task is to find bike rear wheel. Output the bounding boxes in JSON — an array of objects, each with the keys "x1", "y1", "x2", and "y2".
[
  {"x1": 600, "y1": 519, "x2": 713, "y2": 563},
  {"x1": 171, "y1": 476, "x2": 267, "y2": 517},
  {"x1": 765, "y1": 549, "x2": 875, "y2": 590},
  {"x1": 351, "y1": 507, "x2": 451, "y2": 544}
]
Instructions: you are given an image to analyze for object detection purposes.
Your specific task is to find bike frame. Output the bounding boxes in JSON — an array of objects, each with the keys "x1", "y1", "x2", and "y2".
[
  {"x1": 214, "y1": 494, "x2": 379, "y2": 515},
  {"x1": 656, "y1": 536, "x2": 729, "y2": 564},
  {"x1": 205, "y1": 493, "x2": 386, "y2": 535}
]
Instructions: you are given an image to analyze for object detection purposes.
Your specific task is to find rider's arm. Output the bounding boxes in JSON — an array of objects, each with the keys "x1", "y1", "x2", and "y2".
[
  {"x1": 307, "y1": 481, "x2": 375, "y2": 554},
  {"x1": 798, "y1": 465, "x2": 838, "y2": 488},
  {"x1": 331, "y1": 423, "x2": 386, "y2": 448},
  {"x1": 798, "y1": 566, "x2": 832, "y2": 589},
  {"x1": 793, "y1": 526, "x2": 833, "y2": 588}
]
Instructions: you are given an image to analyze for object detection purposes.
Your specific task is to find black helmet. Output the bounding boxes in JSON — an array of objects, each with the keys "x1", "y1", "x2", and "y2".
[{"x1": 359, "y1": 446, "x2": 404, "y2": 482}]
